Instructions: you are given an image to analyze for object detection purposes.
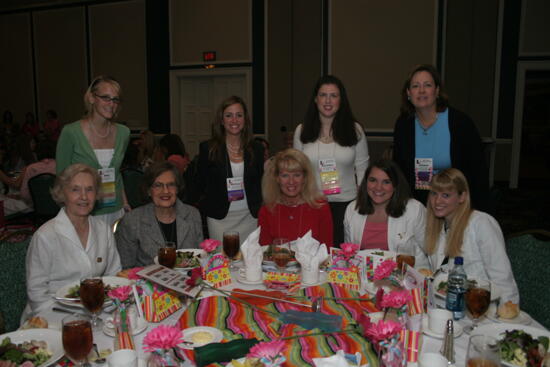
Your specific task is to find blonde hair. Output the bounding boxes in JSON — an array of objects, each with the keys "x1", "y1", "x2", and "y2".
[
  {"x1": 262, "y1": 148, "x2": 325, "y2": 210},
  {"x1": 51, "y1": 163, "x2": 101, "y2": 206},
  {"x1": 425, "y1": 168, "x2": 473, "y2": 257},
  {"x1": 83, "y1": 75, "x2": 122, "y2": 119}
]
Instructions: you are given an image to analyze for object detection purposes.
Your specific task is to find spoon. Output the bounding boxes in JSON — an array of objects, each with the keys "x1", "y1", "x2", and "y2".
[
  {"x1": 93, "y1": 344, "x2": 106, "y2": 364},
  {"x1": 311, "y1": 296, "x2": 323, "y2": 312}
]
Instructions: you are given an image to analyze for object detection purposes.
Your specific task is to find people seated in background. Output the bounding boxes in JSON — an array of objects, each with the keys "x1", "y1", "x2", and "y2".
[
  {"x1": 153, "y1": 133, "x2": 189, "y2": 174},
  {"x1": 43, "y1": 109, "x2": 61, "y2": 142},
  {"x1": 115, "y1": 161, "x2": 203, "y2": 269},
  {"x1": 25, "y1": 164, "x2": 121, "y2": 316},
  {"x1": 18, "y1": 140, "x2": 57, "y2": 205},
  {"x1": 344, "y1": 159, "x2": 427, "y2": 266},
  {"x1": 254, "y1": 137, "x2": 270, "y2": 162},
  {"x1": 21, "y1": 112, "x2": 40, "y2": 138},
  {"x1": 136, "y1": 130, "x2": 156, "y2": 170},
  {"x1": 258, "y1": 148, "x2": 333, "y2": 247},
  {"x1": 0, "y1": 135, "x2": 37, "y2": 188},
  {"x1": 393, "y1": 64, "x2": 490, "y2": 212},
  {"x1": 424, "y1": 168, "x2": 519, "y2": 303},
  {"x1": 121, "y1": 140, "x2": 142, "y2": 171}
]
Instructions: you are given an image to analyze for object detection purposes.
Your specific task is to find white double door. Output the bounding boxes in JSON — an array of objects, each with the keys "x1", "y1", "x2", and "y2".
[{"x1": 170, "y1": 68, "x2": 251, "y2": 159}]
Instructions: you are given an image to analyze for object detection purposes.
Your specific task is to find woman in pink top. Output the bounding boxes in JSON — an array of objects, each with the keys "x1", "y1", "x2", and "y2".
[{"x1": 343, "y1": 159, "x2": 427, "y2": 266}]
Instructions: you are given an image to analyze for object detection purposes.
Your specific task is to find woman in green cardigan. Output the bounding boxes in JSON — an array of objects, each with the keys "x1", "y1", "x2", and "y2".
[{"x1": 56, "y1": 76, "x2": 130, "y2": 226}]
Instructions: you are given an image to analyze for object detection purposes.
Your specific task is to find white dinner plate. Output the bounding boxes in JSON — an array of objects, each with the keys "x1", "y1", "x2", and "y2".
[
  {"x1": 55, "y1": 276, "x2": 132, "y2": 308},
  {"x1": 433, "y1": 273, "x2": 501, "y2": 301},
  {"x1": 0, "y1": 328, "x2": 63, "y2": 367},
  {"x1": 180, "y1": 326, "x2": 223, "y2": 349},
  {"x1": 154, "y1": 248, "x2": 205, "y2": 271},
  {"x1": 485, "y1": 304, "x2": 532, "y2": 325},
  {"x1": 102, "y1": 317, "x2": 148, "y2": 337},
  {"x1": 421, "y1": 317, "x2": 463, "y2": 339},
  {"x1": 474, "y1": 323, "x2": 550, "y2": 367}
]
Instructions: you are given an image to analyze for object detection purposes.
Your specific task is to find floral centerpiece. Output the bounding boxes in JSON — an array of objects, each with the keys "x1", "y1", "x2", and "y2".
[
  {"x1": 328, "y1": 243, "x2": 363, "y2": 290},
  {"x1": 231, "y1": 340, "x2": 286, "y2": 367},
  {"x1": 199, "y1": 239, "x2": 232, "y2": 287},
  {"x1": 359, "y1": 316, "x2": 405, "y2": 367},
  {"x1": 143, "y1": 325, "x2": 185, "y2": 367},
  {"x1": 108, "y1": 285, "x2": 135, "y2": 349}
]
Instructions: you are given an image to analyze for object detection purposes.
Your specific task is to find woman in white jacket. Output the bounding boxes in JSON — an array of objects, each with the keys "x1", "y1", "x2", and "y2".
[
  {"x1": 425, "y1": 168, "x2": 519, "y2": 303},
  {"x1": 344, "y1": 159, "x2": 427, "y2": 267}
]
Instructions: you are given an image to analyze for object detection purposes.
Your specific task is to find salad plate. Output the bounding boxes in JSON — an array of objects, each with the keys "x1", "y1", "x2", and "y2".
[
  {"x1": 154, "y1": 248, "x2": 205, "y2": 271},
  {"x1": 0, "y1": 328, "x2": 63, "y2": 367},
  {"x1": 55, "y1": 276, "x2": 132, "y2": 308},
  {"x1": 475, "y1": 323, "x2": 550, "y2": 367}
]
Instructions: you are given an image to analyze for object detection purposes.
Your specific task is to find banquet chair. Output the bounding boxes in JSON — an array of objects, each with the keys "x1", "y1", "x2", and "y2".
[
  {"x1": 28, "y1": 173, "x2": 60, "y2": 224},
  {"x1": 122, "y1": 168, "x2": 146, "y2": 209},
  {"x1": 505, "y1": 232, "x2": 550, "y2": 329},
  {"x1": 0, "y1": 230, "x2": 33, "y2": 332}
]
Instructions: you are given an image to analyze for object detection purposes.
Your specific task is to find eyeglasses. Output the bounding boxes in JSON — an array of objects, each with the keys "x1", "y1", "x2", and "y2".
[
  {"x1": 94, "y1": 93, "x2": 121, "y2": 104},
  {"x1": 151, "y1": 182, "x2": 177, "y2": 190}
]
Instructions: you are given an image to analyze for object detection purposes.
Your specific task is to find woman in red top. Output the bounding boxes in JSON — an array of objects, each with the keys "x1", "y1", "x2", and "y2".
[{"x1": 259, "y1": 148, "x2": 333, "y2": 247}]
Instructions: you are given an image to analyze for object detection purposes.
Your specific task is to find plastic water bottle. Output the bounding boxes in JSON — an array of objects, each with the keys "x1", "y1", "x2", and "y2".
[{"x1": 445, "y1": 256, "x2": 467, "y2": 320}]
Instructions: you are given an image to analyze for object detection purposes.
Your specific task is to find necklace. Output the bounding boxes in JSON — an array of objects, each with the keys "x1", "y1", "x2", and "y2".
[
  {"x1": 418, "y1": 113, "x2": 438, "y2": 135},
  {"x1": 89, "y1": 120, "x2": 111, "y2": 138}
]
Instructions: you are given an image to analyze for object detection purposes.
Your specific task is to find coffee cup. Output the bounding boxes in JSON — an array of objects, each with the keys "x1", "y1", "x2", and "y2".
[
  {"x1": 302, "y1": 266, "x2": 319, "y2": 285},
  {"x1": 418, "y1": 352, "x2": 448, "y2": 367},
  {"x1": 427, "y1": 308, "x2": 452, "y2": 335},
  {"x1": 245, "y1": 266, "x2": 263, "y2": 282},
  {"x1": 107, "y1": 349, "x2": 137, "y2": 367}
]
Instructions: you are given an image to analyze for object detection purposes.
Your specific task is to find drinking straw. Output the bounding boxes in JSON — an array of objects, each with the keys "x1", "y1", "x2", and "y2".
[{"x1": 132, "y1": 284, "x2": 144, "y2": 320}]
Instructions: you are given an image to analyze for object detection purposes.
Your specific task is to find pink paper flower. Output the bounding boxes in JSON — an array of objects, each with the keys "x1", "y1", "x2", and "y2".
[
  {"x1": 358, "y1": 313, "x2": 373, "y2": 335},
  {"x1": 107, "y1": 285, "x2": 132, "y2": 302},
  {"x1": 340, "y1": 243, "x2": 360, "y2": 257},
  {"x1": 126, "y1": 267, "x2": 144, "y2": 280},
  {"x1": 374, "y1": 259, "x2": 398, "y2": 280},
  {"x1": 143, "y1": 325, "x2": 184, "y2": 352},
  {"x1": 185, "y1": 267, "x2": 203, "y2": 287},
  {"x1": 375, "y1": 288, "x2": 385, "y2": 311},
  {"x1": 364, "y1": 319, "x2": 402, "y2": 342},
  {"x1": 247, "y1": 340, "x2": 285, "y2": 359},
  {"x1": 200, "y1": 239, "x2": 221, "y2": 253},
  {"x1": 380, "y1": 289, "x2": 412, "y2": 309}
]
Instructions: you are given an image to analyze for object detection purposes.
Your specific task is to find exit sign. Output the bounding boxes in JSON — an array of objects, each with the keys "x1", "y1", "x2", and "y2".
[{"x1": 203, "y1": 51, "x2": 216, "y2": 62}]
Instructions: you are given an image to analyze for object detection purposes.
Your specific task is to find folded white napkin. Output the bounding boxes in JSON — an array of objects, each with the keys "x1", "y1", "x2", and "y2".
[
  {"x1": 313, "y1": 350, "x2": 362, "y2": 367},
  {"x1": 240, "y1": 227, "x2": 263, "y2": 274},
  {"x1": 294, "y1": 230, "x2": 329, "y2": 271}
]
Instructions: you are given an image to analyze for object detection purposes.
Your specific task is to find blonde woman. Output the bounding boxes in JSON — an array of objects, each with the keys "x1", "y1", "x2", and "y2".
[
  {"x1": 259, "y1": 148, "x2": 333, "y2": 246},
  {"x1": 425, "y1": 168, "x2": 518, "y2": 303},
  {"x1": 56, "y1": 76, "x2": 130, "y2": 226}
]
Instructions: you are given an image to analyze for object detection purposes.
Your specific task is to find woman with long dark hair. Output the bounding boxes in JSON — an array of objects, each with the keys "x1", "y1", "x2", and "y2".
[
  {"x1": 189, "y1": 96, "x2": 264, "y2": 244},
  {"x1": 294, "y1": 75, "x2": 369, "y2": 246}
]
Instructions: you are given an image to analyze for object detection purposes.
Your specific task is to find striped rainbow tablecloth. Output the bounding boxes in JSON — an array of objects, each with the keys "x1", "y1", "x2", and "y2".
[{"x1": 177, "y1": 283, "x2": 380, "y2": 367}]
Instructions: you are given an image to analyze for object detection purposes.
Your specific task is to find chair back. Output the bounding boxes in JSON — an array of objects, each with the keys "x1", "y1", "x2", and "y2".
[
  {"x1": 505, "y1": 233, "x2": 550, "y2": 329},
  {"x1": 28, "y1": 173, "x2": 60, "y2": 220},
  {"x1": 0, "y1": 230, "x2": 33, "y2": 332},
  {"x1": 122, "y1": 168, "x2": 145, "y2": 209}
]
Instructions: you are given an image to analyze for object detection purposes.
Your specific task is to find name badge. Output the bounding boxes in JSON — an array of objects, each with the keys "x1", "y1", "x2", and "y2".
[
  {"x1": 319, "y1": 158, "x2": 341, "y2": 195},
  {"x1": 226, "y1": 177, "x2": 245, "y2": 201},
  {"x1": 414, "y1": 158, "x2": 433, "y2": 190},
  {"x1": 98, "y1": 167, "x2": 116, "y2": 208}
]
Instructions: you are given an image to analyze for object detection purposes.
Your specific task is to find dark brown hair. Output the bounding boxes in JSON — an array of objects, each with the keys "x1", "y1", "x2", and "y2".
[{"x1": 400, "y1": 64, "x2": 449, "y2": 117}]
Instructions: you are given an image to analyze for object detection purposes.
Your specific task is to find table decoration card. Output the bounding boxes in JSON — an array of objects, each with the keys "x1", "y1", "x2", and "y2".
[
  {"x1": 358, "y1": 249, "x2": 396, "y2": 284},
  {"x1": 133, "y1": 270, "x2": 184, "y2": 322},
  {"x1": 328, "y1": 243, "x2": 362, "y2": 291},
  {"x1": 240, "y1": 227, "x2": 263, "y2": 282},
  {"x1": 200, "y1": 238, "x2": 232, "y2": 288}
]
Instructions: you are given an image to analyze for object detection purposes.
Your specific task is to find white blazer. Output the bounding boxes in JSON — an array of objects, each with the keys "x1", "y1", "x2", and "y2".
[
  {"x1": 344, "y1": 198, "x2": 428, "y2": 268},
  {"x1": 428, "y1": 210, "x2": 519, "y2": 303}
]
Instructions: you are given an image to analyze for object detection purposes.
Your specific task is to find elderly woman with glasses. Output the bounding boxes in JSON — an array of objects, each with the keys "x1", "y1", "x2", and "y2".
[
  {"x1": 56, "y1": 75, "x2": 130, "y2": 226},
  {"x1": 115, "y1": 161, "x2": 203, "y2": 269},
  {"x1": 25, "y1": 163, "x2": 121, "y2": 316}
]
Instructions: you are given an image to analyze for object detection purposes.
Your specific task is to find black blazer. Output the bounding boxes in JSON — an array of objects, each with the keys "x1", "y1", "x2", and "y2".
[
  {"x1": 189, "y1": 140, "x2": 264, "y2": 219},
  {"x1": 393, "y1": 107, "x2": 491, "y2": 212}
]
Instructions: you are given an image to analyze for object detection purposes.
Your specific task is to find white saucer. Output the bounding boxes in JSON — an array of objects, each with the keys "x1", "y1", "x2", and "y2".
[
  {"x1": 236, "y1": 272, "x2": 264, "y2": 285},
  {"x1": 486, "y1": 304, "x2": 532, "y2": 325},
  {"x1": 103, "y1": 318, "x2": 148, "y2": 337},
  {"x1": 180, "y1": 326, "x2": 223, "y2": 349},
  {"x1": 421, "y1": 317, "x2": 463, "y2": 339}
]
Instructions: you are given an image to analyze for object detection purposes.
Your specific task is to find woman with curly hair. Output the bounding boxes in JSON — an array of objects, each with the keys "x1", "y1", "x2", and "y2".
[{"x1": 259, "y1": 148, "x2": 332, "y2": 247}]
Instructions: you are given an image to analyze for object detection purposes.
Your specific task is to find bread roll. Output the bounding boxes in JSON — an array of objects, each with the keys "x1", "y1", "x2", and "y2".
[
  {"x1": 497, "y1": 301, "x2": 520, "y2": 319},
  {"x1": 418, "y1": 268, "x2": 433, "y2": 277},
  {"x1": 23, "y1": 316, "x2": 48, "y2": 329}
]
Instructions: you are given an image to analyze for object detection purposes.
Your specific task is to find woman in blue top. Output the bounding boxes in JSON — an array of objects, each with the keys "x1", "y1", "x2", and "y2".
[
  {"x1": 393, "y1": 64, "x2": 490, "y2": 212},
  {"x1": 56, "y1": 76, "x2": 130, "y2": 226}
]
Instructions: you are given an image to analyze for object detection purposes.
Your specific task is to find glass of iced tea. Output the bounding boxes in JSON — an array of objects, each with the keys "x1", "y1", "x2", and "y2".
[
  {"x1": 223, "y1": 231, "x2": 240, "y2": 269},
  {"x1": 158, "y1": 241, "x2": 177, "y2": 268},
  {"x1": 465, "y1": 279, "x2": 491, "y2": 334},
  {"x1": 80, "y1": 276, "x2": 104, "y2": 329},
  {"x1": 62, "y1": 313, "x2": 93, "y2": 366},
  {"x1": 465, "y1": 335, "x2": 500, "y2": 367},
  {"x1": 396, "y1": 243, "x2": 416, "y2": 272},
  {"x1": 271, "y1": 238, "x2": 291, "y2": 272}
]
